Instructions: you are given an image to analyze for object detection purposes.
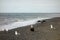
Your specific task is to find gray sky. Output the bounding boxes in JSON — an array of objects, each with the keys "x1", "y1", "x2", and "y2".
[{"x1": 0, "y1": 0, "x2": 60, "y2": 13}]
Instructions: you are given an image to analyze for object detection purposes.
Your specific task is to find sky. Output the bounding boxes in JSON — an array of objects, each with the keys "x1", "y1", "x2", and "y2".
[{"x1": 0, "y1": 0, "x2": 60, "y2": 13}]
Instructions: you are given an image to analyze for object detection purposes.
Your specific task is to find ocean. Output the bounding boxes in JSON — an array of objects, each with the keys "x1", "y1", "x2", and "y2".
[
  {"x1": 0, "y1": 13, "x2": 60, "y2": 25},
  {"x1": 0, "y1": 13, "x2": 60, "y2": 18},
  {"x1": 0, "y1": 13, "x2": 60, "y2": 31}
]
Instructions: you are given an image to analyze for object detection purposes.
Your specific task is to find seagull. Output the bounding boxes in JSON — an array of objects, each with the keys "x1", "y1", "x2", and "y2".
[
  {"x1": 31, "y1": 25, "x2": 33, "y2": 28},
  {"x1": 5, "y1": 29, "x2": 8, "y2": 31},
  {"x1": 50, "y1": 24, "x2": 53, "y2": 29},
  {"x1": 30, "y1": 25, "x2": 34, "y2": 31},
  {"x1": 15, "y1": 31, "x2": 20, "y2": 35},
  {"x1": 15, "y1": 31, "x2": 18, "y2": 35}
]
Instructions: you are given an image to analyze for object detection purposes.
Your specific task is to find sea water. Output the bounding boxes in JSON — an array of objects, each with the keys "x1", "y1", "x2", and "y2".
[{"x1": 0, "y1": 13, "x2": 60, "y2": 31}]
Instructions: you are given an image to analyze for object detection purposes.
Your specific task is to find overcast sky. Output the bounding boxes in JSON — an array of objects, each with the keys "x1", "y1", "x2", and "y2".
[{"x1": 0, "y1": 0, "x2": 60, "y2": 13}]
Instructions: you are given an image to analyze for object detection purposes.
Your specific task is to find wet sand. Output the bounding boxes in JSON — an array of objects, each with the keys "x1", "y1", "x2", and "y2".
[{"x1": 0, "y1": 17, "x2": 60, "y2": 40}]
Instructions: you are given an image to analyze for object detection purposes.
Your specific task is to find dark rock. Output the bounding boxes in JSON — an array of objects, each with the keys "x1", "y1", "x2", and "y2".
[
  {"x1": 37, "y1": 20, "x2": 41, "y2": 23},
  {"x1": 30, "y1": 28, "x2": 34, "y2": 32},
  {"x1": 41, "y1": 20, "x2": 46, "y2": 23}
]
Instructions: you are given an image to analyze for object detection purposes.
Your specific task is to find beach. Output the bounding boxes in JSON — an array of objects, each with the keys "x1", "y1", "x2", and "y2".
[{"x1": 0, "y1": 17, "x2": 60, "y2": 40}]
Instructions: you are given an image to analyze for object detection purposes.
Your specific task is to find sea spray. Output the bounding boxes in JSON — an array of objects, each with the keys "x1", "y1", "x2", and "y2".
[{"x1": 0, "y1": 17, "x2": 51, "y2": 31}]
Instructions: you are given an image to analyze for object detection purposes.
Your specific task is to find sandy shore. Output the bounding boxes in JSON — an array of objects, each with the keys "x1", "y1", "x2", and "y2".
[{"x1": 0, "y1": 17, "x2": 60, "y2": 40}]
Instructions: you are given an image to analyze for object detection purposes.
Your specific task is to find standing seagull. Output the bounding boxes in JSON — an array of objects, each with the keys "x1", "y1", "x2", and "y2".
[
  {"x1": 30, "y1": 25, "x2": 34, "y2": 32},
  {"x1": 15, "y1": 31, "x2": 18, "y2": 35},
  {"x1": 15, "y1": 31, "x2": 20, "y2": 35},
  {"x1": 5, "y1": 29, "x2": 8, "y2": 31},
  {"x1": 50, "y1": 24, "x2": 53, "y2": 29}
]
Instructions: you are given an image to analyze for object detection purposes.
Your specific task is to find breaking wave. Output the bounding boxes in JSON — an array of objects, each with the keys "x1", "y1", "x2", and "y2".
[{"x1": 0, "y1": 17, "x2": 51, "y2": 31}]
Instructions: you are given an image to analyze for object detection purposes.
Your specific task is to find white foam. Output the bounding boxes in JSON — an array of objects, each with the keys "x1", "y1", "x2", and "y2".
[{"x1": 0, "y1": 17, "x2": 51, "y2": 31}]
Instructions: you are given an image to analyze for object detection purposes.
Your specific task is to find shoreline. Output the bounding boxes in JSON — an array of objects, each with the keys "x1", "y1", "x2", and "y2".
[
  {"x1": 0, "y1": 17, "x2": 51, "y2": 31},
  {"x1": 0, "y1": 17, "x2": 60, "y2": 40}
]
